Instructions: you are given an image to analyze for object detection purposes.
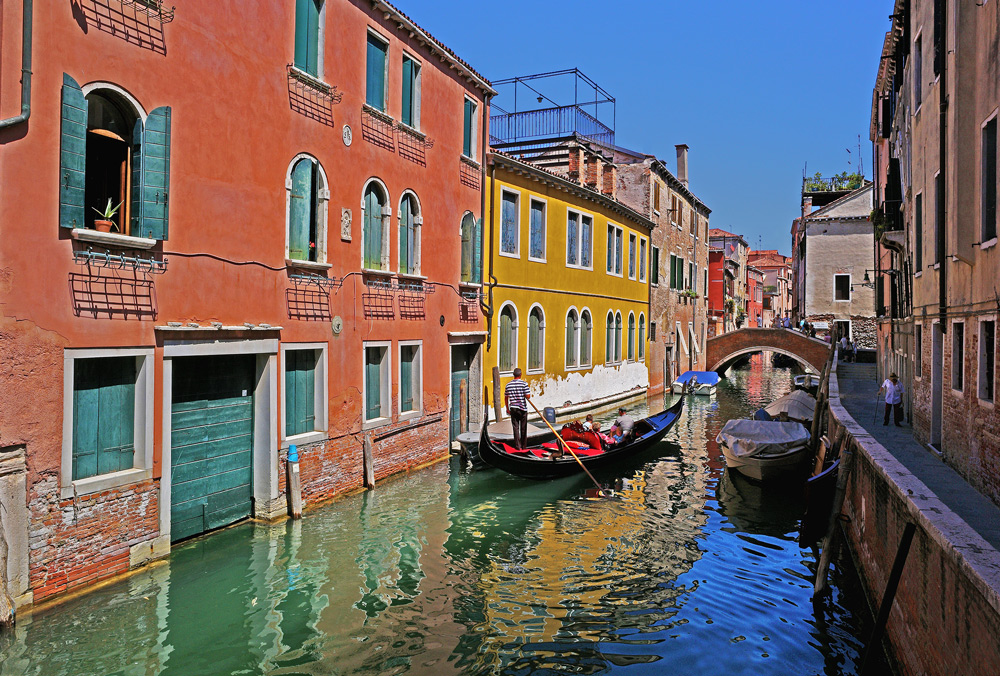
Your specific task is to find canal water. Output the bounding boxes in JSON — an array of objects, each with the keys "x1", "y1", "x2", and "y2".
[{"x1": 0, "y1": 355, "x2": 884, "y2": 676}]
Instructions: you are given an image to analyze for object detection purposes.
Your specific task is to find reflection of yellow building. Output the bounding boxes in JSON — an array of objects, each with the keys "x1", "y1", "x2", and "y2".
[{"x1": 485, "y1": 152, "x2": 654, "y2": 414}]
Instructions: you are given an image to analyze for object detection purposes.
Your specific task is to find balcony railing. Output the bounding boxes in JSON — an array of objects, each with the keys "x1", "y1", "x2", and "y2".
[{"x1": 490, "y1": 104, "x2": 614, "y2": 148}]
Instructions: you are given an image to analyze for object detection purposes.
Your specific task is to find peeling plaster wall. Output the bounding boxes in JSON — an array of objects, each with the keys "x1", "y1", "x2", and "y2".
[{"x1": 525, "y1": 361, "x2": 649, "y2": 412}]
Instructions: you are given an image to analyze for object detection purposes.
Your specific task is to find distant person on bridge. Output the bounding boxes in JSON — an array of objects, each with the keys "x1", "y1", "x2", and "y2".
[{"x1": 878, "y1": 373, "x2": 905, "y2": 427}]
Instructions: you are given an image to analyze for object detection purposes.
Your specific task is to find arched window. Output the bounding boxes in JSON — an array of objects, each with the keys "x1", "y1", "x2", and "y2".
[
  {"x1": 399, "y1": 192, "x2": 421, "y2": 275},
  {"x1": 287, "y1": 156, "x2": 329, "y2": 262},
  {"x1": 460, "y1": 212, "x2": 479, "y2": 283},
  {"x1": 580, "y1": 310, "x2": 592, "y2": 367},
  {"x1": 498, "y1": 304, "x2": 517, "y2": 373},
  {"x1": 605, "y1": 312, "x2": 614, "y2": 364},
  {"x1": 615, "y1": 312, "x2": 623, "y2": 363},
  {"x1": 528, "y1": 305, "x2": 545, "y2": 372},
  {"x1": 565, "y1": 309, "x2": 579, "y2": 368},
  {"x1": 83, "y1": 91, "x2": 141, "y2": 235},
  {"x1": 363, "y1": 180, "x2": 389, "y2": 271},
  {"x1": 638, "y1": 314, "x2": 646, "y2": 361},
  {"x1": 627, "y1": 313, "x2": 636, "y2": 362}
]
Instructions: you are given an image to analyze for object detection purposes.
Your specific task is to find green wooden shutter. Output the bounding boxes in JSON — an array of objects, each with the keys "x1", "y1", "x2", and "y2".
[
  {"x1": 607, "y1": 226, "x2": 614, "y2": 272},
  {"x1": 365, "y1": 348, "x2": 382, "y2": 420},
  {"x1": 60, "y1": 74, "x2": 87, "y2": 229},
  {"x1": 499, "y1": 311, "x2": 513, "y2": 372},
  {"x1": 581, "y1": 313, "x2": 591, "y2": 365},
  {"x1": 628, "y1": 315, "x2": 635, "y2": 361},
  {"x1": 615, "y1": 315, "x2": 622, "y2": 362},
  {"x1": 528, "y1": 312, "x2": 541, "y2": 371},
  {"x1": 605, "y1": 315, "x2": 613, "y2": 363},
  {"x1": 285, "y1": 350, "x2": 317, "y2": 437},
  {"x1": 364, "y1": 187, "x2": 383, "y2": 270},
  {"x1": 294, "y1": 0, "x2": 320, "y2": 76},
  {"x1": 399, "y1": 195, "x2": 413, "y2": 274},
  {"x1": 581, "y1": 216, "x2": 592, "y2": 268},
  {"x1": 401, "y1": 57, "x2": 414, "y2": 127},
  {"x1": 565, "y1": 313, "x2": 577, "y2": 367},
  {"x1": 130, "y1": 118, "x2": 144, "y2": 235},
  {"x1": 639, "y1": 318, "x2": 645, "y2": 359},
  {"x1": 289, "y1": 159, "x2": 314, "y2": 261},
  {"x1": 651, "y1": 248, "x2": 659, "y2": 285},
  {"x1": 473, "y1": 218, "x2": 483, "y2": 284},
  {"x1": 139, "y1": 106, "x2": 171, "y2": 240},
  {"x1": 72, "y1": 359, "x2": 100, "y2": 480},
  {"x1": 73, "y1": 357, "x2": 135, "y2": 480},
  {"x1": 400, "y1": 346, "x2": 415, "y2": 412},
  {"x1": 463, "y1": 99, "x2": 474, "y2": 157},
  {"x1": 460, "y1": 214, "x2": 473, "y2": 283},
  {"x1": 366, "y1": 35, "x2": 386, "y2": 111}
]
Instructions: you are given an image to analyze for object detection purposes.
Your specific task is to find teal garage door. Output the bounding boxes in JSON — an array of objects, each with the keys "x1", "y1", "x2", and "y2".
[{"x1": 171, "y1": 355, "x2": 256, "y2": 541}]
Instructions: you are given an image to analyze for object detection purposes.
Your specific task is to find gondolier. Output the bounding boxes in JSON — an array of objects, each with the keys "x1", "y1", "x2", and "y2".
[{"x1": 504, "y1": 368, "x2": 531, "y2": 449}]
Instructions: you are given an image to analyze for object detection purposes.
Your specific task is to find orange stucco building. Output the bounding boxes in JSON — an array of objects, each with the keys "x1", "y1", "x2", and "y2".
[{"x1": 0, "y1": 0, "x2": 493, "y2": 608}]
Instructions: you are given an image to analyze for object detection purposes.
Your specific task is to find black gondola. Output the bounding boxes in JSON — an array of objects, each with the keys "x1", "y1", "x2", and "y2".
[{"x1": 477, "y1": 397, "x2": 685, "y2": 480}]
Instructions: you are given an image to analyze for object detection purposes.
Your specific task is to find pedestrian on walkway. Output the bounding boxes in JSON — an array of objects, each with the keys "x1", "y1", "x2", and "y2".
[
  {"x1": 504, "y1": 368, "x2": 531, "y2": 449},
  {"x1": 878, "y1": 372, "x2": 905, "y2": 427}
]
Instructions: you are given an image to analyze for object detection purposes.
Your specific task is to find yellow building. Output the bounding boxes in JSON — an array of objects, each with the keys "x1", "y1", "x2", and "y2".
[{"x1": 484, "y1": 151, "x2": 654, "y2": 415}]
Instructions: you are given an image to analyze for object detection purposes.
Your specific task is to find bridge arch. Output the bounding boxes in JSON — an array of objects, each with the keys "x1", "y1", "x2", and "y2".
[{"x1": 705, "y1": 328, "x2": 831, "y2": 375}]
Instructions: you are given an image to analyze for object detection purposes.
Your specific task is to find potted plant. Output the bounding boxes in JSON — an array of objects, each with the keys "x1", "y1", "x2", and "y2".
[{"x1": 91, "y1": 199, "x2": 123, "y2": 233}]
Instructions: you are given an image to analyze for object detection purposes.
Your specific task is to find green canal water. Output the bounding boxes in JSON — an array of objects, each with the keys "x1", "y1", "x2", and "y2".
[{"x1": 0, "y1": 356, "x2": 884, "y2": 675}]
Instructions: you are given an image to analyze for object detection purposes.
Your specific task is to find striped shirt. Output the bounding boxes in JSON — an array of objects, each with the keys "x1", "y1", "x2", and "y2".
[{"x1": 504, "y1": 379, "x2": 531, "y2": 412}]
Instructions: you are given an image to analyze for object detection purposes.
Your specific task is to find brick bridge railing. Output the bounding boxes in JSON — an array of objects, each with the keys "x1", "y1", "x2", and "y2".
[{"x1": 706, "y1": 328, "x2": 832, "y2": 374}]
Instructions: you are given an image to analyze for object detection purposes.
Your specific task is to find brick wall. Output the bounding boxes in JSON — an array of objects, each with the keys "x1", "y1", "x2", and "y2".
[
  {"x1": 706, "y1": 327, "x2": 830, "y2": 373},
  {"x1": 28, "y1": 475, "x2": 160, "y2": 602},
  {"x1": 828, "y1": 368, "x2": 1000, "y2": 675}
]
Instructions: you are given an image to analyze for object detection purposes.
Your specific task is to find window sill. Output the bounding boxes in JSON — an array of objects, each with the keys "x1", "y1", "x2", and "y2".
[
  {"x1": 396, "y1": 121, "x2": 425, "y2": 140},
  {"x1": 287, "y1": 65, "x2": 333, "y2": 94},
  {"x1": 396, "y1": 272, "x2": 427, "y2": 281},
  {"x1": 459, "y1": 281, "x2": 482, "y2": 289},
  {"x1": 565, "y1": 263, "x2": 594, "y2": 272},
  {"x1": 977, "y1": 397, "x2": 995, "y2": 410},
  {"x1": 282, "y1": 430, "x2": 327, "y2": 449},
  {"x1": 527, "y1": 368, "x2": 544, "y2": 375},
  {"x1": 528, "y1": 256, "x2": 547, "y2": 264},
  {"x1": 460, "y1": 155, "x2": 481, "y2": 169},
  {"x1": 362, "y1": 267, "x2": 394, "y2": 277},
  {"x1": 398, "y1": 410, "x2": 422, "y2": 423},
  {"x1": 914, "y1": 271, "x2": 923, "y2": 278},
  {"x1": 362, "y1": 416, "x2": 393, "y2": 431},
  {"x1": 71, "y1": 228, "x2": 157, "y2": 250},
  {"x1": 61, "y1": 467, "x2": 151, "y2": 499},
  {"x1": 362, "y1": 103, "x2": 394, "y2": 125},
  {"x1": 980, "y1": 237, "x2": 998, "y2": 250},
  {"x1": 286, "y1": 258, "x2": 332, "y2": 272},
  {"x1": 498, "y1": 250, "x2": 520, "y2": 260}
]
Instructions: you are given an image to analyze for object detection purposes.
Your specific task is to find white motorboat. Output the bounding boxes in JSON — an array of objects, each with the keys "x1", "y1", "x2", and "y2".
[
  {"x1": 671, "y1": 370, "x2": 721, "y2": 396},
  {"x1": 763, "y1": 390, "x2": 817, "y2": 425},
  {"x1": 717, "y1": 419, "x2": 812, "y2": 482},
  {"x1": 793, "y1": 374, "x2": 820, "y2": 394}
]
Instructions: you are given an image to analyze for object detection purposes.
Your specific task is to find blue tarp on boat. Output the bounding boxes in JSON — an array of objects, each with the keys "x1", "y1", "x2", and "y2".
[{"x1": 674, "y1": 371, "x2": 721, "y2": 386}]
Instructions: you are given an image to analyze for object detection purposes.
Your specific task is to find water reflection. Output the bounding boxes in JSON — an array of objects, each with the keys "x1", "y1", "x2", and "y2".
[{"x1": 0, "y1": 354, "x2": 879, "y2": 676}]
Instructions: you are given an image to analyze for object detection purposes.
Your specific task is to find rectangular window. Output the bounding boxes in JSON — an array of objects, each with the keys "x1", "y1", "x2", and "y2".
[
  {"x1": 528, "y1": 199, "x2": 546, "y2": 261},
  {"x1": 639, "y1": 239, "x2": 647, "y2": 282},
  {"x1": 366, "y1": 32, "x2": 388, "y2": 112},
  {"x1": 915, "y1": 192, "x2": 923, "y2": 269},
  {"x1": 607, "y1": 224, "x2": 623, "y2": 275},
  {"x1": 615, "y1": 228, "x2": 623, "y2": 275},
  {"x1": 580, "y1": 215, "x2": 592, "y2": 268},
  {"x1": 688, "y1": 262, "x2": 695, "y2": 290},
  {"x1": 935, "y1": 172, "x2": 944, "y2": 265},
  {"x1": 72, "y1": 356, "x2": 137, "y2": 481},
  {"x1": 980, "y1": 321, "x2": 995, "y2": 402},
  {"x1": 294, "y1": 0, "x2": 322, "y2": 77},
  {"x1": 952, "y1": 322, "x2": 965, "y2": 391},
  {"x1": 983, "y1": 117, "x2": 997, "y2": 243},
  {"x1": 284, "y1": 349, "x2": 317, "y2": 438},
  {"x1": 463, "y1": 98, "x2": 477, "y2": 158},
  {"x1": 674, "y1": 256, "x2": 685, "y2": 290},
  {"x1": 704, "y1": 269, "x2": 708, "y2": 296},
  {"x1": 401, "y1": 55, "x2": 420, "y2": 129},
  {"x1": 834, "y1": 274, "x2": 851, "y2": 301},
  {"x1": 669, "y1": 254, "x2": 677, "y2": 290},
  {"x1": 914, "y1": 36, "x2": 923, "y2": 108},
  {"x1": 915, "y1": 324, "x2": 923, "y2": 378},
  {"x1": 628, "y1": 233, "x2": 637, "y2": 279},
  {"x1": 399, "y1": 342, "x2": 422, "y2": 415},
  {"x1": 500, "y1": 190, "x2": 519, "y2": 256},
  {"x1": 653, "y1": 181, "x2": 661, "y2": 212},
  {"x1": 364, "y1": 343, "x2": 390, "y2": 423},
  {"x1": 566, "y1": 211, "x2": 593, "y2": 269},
  {"x1": 566, "y1": 212, "x2": 579, "y2": 266},
  {"x1": 651, "y1": 246, "x2": 660, "y2": 285},
  {"x1": 933, "y1": 0, "x2": 944, "y2": 76}
]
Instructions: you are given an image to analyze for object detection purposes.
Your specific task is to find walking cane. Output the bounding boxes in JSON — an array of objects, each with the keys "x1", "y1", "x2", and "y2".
[{"x1": 873, "y1": 391, "x2": 881, "y2": 425}]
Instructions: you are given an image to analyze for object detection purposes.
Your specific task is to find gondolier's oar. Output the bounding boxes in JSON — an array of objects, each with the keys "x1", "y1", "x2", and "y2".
[{"x1": 528, "y1": 400, "x2": 608, "y2": 496}]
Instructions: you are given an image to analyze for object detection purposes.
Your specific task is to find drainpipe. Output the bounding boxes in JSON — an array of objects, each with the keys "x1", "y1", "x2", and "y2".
[
  {"x1": 484, "y1": 154, "x2": 498, "y2": 351},
  {"x1": 936, "y1": 3, "x2": 948, "y2": 356},
  {"x1": 0, "y1": 0, "x2": 33, "y2": 130},
  {"x1": 479, "y1": 93, "x2": 494, "y2": 343}
]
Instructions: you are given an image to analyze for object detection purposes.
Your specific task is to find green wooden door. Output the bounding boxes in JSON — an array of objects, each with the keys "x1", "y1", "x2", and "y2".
[
  {"x1": 450, "y1": 346, "x2": 472, "y2": 441},
  {"x1": 171, "y1": 355, "x2": 255, "y2": 542}
]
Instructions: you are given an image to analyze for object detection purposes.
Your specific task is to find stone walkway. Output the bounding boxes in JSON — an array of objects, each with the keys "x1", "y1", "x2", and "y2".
[{"x1": 837, "y1": 362, "x2": 1000, "y2": 552}]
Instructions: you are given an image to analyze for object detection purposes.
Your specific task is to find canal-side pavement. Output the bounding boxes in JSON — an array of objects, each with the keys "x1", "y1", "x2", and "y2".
[{"x1": 837, "y1": 362, "x2": 1000, "y2": 553}]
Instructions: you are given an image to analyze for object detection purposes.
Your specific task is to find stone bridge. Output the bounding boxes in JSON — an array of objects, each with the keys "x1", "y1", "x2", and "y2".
[{"x1": 706, "y1": 328, "x2": 832, "y2": 375}]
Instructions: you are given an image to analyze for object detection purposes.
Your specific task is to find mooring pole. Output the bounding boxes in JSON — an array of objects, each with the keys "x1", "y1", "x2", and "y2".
[
  {"x1": 859, "y1": 522, "x2": 917, "y2": 675},
  {"x1": 814, "y1": 439, "x2": 854, "y2": 596},
  {"x1": 491, "y1": 366, "x2": 503, "y2": 422}
]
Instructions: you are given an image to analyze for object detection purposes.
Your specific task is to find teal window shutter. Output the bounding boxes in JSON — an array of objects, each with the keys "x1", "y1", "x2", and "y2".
[
  {"x1": 463, "y1": 99, "x2": 475, "y2": 157},
  {"x1": 528, "y1": 310, "x2": 541, "y2": 371},
  {"x1": 365, "y1": 348, "x2": 382, "y2": 420},
  {"x1": 581, "y1": 312, "x2": 591, "y2": 365},
  {"x1": 401, "y1": 57, "x2": 414, "y2": 127},
  {"x1": 285, "y1": 350, "x2": 316, "y2": 436},
  {"x1": 639, "y1": 317, "x2": 646, "y2": 359},
  {"x1": 289, "y1": 159, "x2": 315, "y2": 261},
  {"x1": 499, "y1": 309, "x2": 513, "y2": 372},
  {"x1": 628, "y1": 315, "x2": 636, "y2": 361},
  {"x1": 364, "y1": 186, "x2": 383, "y2": 269},
  {"x1": 400, "y1": 345, "x2": 416, "y2": 412},
  {"x1": 615, "y1": 314, "x2": 622, "y2": 362},
  {"x1": 366, "y1": 34, "x2": 387, "y2": 111},
  {"x1": 399, "y1": 195, "x2": 415, "y2": 274},
  {"x1": 472, "y1": 217, "x2": 483, "y2": 284},
  {"x1": 73, "y1": 357, "x2": 136, "y2": 481},
  {"x1": 130, "y1": 118, "x2": 144, "y2": 235},
  {"x1": 139, "y1": 106, "x2": 171, "y2": 240},
  {"x1": 500, "y1": 193, "x2": 517, "y2": 254},
  {"x1": 605, "y1": 313, "x2": 613, "y2": 363},
  {"x1": 565, "y1": 311, "x2": 577, "y2": 367},
  {"x1": 460, "y1": 213, "x2": 473, "y2": 283},
  {"x1": 60, "y1": 74, "x2": 87, "y2": 229},
  {"x1": 294, "y1": 0, "x2": 321, "y2": 77}
]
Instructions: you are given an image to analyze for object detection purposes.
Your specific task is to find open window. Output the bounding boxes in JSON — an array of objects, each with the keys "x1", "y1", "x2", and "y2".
[
  {"x1": 286, "y1": 155, "x2": 329, "y2": 263},
  {"x1": 60, "y1": 75, "x2": 170, "y2": 240},
  {"x1": 460, "y1": 211, "x2": 482, "y2": 284}
]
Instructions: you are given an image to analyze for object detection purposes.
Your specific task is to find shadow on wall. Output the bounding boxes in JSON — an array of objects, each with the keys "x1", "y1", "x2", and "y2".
[
  {"x1": 71, "y1": 0, "x2": 168, "y2": 56},
  {"x1": 69, "y1": 270, "x2": 157, "y2": 320}
]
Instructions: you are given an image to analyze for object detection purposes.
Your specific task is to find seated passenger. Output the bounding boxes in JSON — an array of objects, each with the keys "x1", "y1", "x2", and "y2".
[{"x1": 582, "y1": 414, "x2": 595, "y2": 431}]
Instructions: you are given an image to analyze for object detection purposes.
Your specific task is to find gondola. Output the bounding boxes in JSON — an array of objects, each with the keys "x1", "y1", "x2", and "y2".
[{"x1": 477, "y1": 397, "x2": 685, "y2": 480}]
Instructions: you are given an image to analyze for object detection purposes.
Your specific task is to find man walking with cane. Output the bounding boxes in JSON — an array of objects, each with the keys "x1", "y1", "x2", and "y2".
[
  {"x1": 878, "y1": 372, "x2": 905, "y2": 427},
  {"x1": 504, "y1": 367, "x2": 531, "y2": 449}
]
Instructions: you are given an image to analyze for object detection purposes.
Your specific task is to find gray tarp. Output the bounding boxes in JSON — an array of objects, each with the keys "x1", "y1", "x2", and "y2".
[
  {"x1": 764, "y1": 390, "x2": 817, "y2": 422},
  {"x1": 716, "y1": 419, "x2": 810, "y2": 458}
]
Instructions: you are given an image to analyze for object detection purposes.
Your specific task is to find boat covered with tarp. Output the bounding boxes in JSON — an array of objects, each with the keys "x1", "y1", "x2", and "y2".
[
  {"x1": 717, "y1": 419, "x2": 811, "y2": 482},
  {"x1": 763, "y1": 389, "x2": 817, "y2": 424},
  {"x1": 478, "y1": 398, "x2": 684, "y2": 480},
  {"x1": 671, "y1": 370, "x2": 721, "y2": 395}
]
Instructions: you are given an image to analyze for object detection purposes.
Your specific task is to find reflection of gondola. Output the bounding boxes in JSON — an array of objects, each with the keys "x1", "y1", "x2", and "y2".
[
  {"x1": 478, "y1": 398, "x2": 684, "y2": 480},
  {"x1": 716, "y1": 468, "x2": 805, "y2": 537}
]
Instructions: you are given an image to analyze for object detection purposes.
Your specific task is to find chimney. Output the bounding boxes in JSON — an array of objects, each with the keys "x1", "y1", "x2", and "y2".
[
  {"x1": 567, "y1": 146, "x2": 584, "y2": 182},
  {"x1": 802, "y1": 196, "x2": 813, "y2": 219},
  {"x1": 584, "y1": 155, "x2": 600, "y2": 190},
  {"x1": 675, "y1": 144, "x2": 689, "y2": 188},
  {"x1": 602, "y1": 162, "x2": 617, "y2": 199}
]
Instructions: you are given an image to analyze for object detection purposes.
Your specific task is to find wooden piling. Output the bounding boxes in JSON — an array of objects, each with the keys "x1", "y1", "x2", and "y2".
[
  {"x1": 362, "y1": 434, "x2": 375, "y2": 489},
  {"x1": 491, "y1": 366, "x2": 503, "y2": 421}
]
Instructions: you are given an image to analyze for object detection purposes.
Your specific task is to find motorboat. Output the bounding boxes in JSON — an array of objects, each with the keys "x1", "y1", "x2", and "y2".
[
  {"x1": 671, "y1": 370, "x2": 721, "y2": 396},
  {"x1": 717, "y1": 419, "x2": 812, "y2": 482},
  {"x1": 793, "y1": 374, "x2": 820, "y2": 395},
  {"x1": 763, "y1": 389, "x2": 816, "y2": 425},
  {"x1": 477, "y1": 398, "x2": 684, "y2": 480}
]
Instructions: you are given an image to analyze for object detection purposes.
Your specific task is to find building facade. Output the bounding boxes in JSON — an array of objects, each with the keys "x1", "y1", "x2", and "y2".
[
  {"x1": 708, "y1": 229, "x2": 749, "y2": 329},
  {"x1": 0, "y1": 0, "x2": 492, "y2": 607},
  {"x1": 746, "y1": 266, "x2": 764, "y2": 327},
  {"x1": 748, "y1": 250, "x2": 793, "y2": 327},
  {"x1": 871, "y1": 0, "x2": 1000, "y2": 504},
  {"x1": 483, "y1": 151, "x2": 653, "y2": 416}
]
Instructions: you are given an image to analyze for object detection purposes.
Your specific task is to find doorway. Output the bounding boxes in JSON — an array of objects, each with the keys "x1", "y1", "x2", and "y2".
[{"x1": 450, "y1": 345, "x2": 477, "y2": 442}]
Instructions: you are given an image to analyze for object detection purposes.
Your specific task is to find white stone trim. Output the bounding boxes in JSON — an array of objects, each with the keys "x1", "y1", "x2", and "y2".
[
  {"x1": 397, "y1": 339, "x2": 423, "y2": 421},
  {"x1": 362, "y1": 340, "x2": 393, "y2": 429},
  {"x1": 280, "y1": 342, "x2": 329, "y2": 447}
]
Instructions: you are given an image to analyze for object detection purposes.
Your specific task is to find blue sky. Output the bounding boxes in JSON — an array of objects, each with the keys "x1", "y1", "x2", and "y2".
[{"x1": 403, "y1": 0, "x2": 891, "y2": 254}]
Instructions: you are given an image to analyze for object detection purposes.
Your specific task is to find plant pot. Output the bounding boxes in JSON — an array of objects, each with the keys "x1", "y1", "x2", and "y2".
[{"x1": 94, "y1": 220, "x2": 115, "y2": 233}]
